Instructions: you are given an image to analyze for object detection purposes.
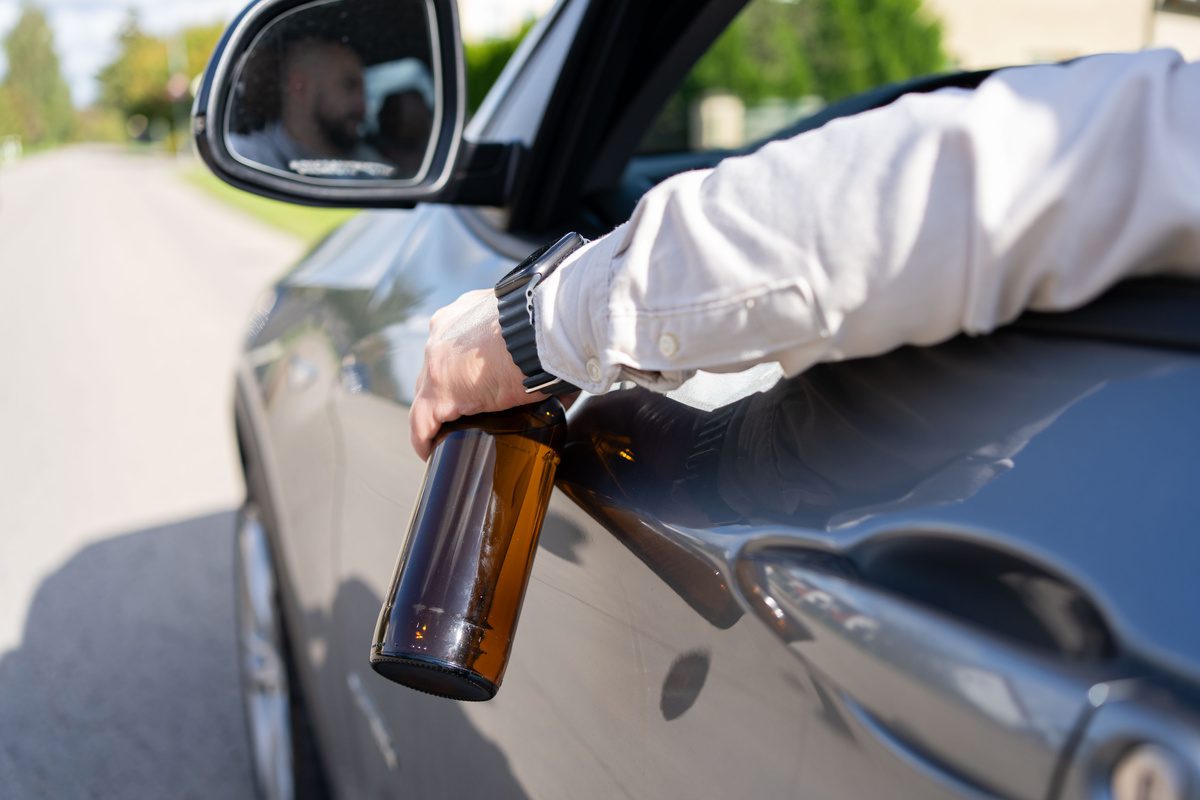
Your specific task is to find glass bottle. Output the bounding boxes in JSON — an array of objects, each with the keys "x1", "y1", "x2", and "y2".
[{"x1": 370, "y1": 398, "x2": 566, "y2": 701}]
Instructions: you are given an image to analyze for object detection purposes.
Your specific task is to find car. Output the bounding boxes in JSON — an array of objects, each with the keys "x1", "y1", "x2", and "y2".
[{"x1": 194, "y1": 0, "x2": 1200, "y2": 798}]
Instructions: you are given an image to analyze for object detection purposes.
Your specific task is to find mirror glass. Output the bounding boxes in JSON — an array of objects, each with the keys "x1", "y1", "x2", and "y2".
[{"x1": 226, "y1": 0, "x2": 439, "y2": 182}]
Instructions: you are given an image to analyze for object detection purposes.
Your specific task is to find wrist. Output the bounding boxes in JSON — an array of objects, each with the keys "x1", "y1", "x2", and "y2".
[
  {"x1": 495, "y1": 234, "x2": 588, "y2": 395},
  {"x1": 532, "y1": 233, "x2": 623, "y2": 394}
]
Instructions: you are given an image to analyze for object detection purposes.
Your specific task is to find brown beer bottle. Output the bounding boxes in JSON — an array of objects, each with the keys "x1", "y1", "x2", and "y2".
[{"x1": 370, "y1": 398, "x2": 566, "y2": 701}]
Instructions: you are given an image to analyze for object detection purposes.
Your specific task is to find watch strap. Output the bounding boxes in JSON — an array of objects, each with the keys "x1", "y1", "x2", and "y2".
[
  {"x1": 495, "y1": 233, "x2": 587, "y2": 395},
  {"x1": 497, "y1": 287, "x2": 576, "y2": 394}
]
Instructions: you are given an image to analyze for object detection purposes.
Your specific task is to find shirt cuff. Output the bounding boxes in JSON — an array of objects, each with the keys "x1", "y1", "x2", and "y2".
[{"x1": 532, "y1": 231, "x2": 624, "y2": 394}]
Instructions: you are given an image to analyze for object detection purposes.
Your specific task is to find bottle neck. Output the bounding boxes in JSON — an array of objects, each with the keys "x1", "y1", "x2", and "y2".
[{"x1": 437, "y1": 398, "x2": 566, "y2": 450}]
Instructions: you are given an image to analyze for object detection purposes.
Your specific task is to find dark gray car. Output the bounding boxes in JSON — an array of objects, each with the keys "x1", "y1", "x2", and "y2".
[{"x1": 194, "y1": 0, "x2": 1200, "y2": 797}]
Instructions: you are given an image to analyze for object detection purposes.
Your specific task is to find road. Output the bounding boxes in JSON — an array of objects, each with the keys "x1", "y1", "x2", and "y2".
[{"x1": 0, "y1": 146, "x2": 305, "y2": 798}]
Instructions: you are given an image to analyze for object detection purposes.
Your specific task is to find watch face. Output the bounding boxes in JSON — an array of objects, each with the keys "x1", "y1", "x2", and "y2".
[
  {"x1": 495, "y1": 243, "x2": 553, "y2": 296},
  {"x1": 494, "y1": 233, "x2": 587, "y2": 297}
]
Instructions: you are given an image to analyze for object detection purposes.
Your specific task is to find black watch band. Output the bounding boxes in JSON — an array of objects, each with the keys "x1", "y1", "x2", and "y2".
[{"x1": 495, "y1": 233, "x2": 588, "y2": 395}]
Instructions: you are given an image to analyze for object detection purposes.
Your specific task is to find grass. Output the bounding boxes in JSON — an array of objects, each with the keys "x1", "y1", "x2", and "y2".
[{"x1": 181, "y1": 164, "x2": 358, "y2": 246}]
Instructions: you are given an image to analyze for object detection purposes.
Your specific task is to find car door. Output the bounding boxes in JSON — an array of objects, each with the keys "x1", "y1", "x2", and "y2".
[{"x1": 317, "y1": 1, "x2": 1200, "y2": 798}]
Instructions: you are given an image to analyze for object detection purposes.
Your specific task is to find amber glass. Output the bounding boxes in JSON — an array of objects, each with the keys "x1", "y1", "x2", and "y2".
[{"x1": 370, "y1": 398, "x2": 566, "y2": 701}]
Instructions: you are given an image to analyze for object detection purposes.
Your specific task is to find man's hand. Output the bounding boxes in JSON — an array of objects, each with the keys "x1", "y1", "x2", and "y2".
[{"x1": 410, "y1": 289, "x2": 545, "y2": 460}]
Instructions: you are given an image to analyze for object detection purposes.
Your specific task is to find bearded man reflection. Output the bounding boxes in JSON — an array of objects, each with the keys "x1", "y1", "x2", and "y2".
[{"x1": 233, "y1": 37, "x2": 384, "y2": 171}]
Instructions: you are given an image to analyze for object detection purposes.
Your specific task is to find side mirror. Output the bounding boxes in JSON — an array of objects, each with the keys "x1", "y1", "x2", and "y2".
[{"x1": 193, "y1": 0, "x2": 508, "y2": 208}]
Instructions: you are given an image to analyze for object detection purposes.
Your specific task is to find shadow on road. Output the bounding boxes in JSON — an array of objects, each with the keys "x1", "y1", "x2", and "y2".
[{"x1": 0, "y1": 511, "x2": 255, "y2": 800}]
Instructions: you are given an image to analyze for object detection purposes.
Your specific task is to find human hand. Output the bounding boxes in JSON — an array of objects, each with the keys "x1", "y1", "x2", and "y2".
[{"x1": 409, "y1": 289, "x2": 546, "y2": 460}]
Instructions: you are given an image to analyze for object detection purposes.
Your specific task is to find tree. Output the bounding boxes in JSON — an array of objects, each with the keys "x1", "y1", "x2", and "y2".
[
  {"x1": 0, "y1": 2, "x2": 74, "y2": 143},
  {"x1": 0, "y1": 87, "x2": 24, "y2": 138},
  {"x1": 808, "y1": 0, "x2": 945, "y2": 99},
  {"x1": 688, "y1": 1, "x2": 818, "y2": 105},
  {"x1": 687, "y1": 0, "x2": 946, "y2": 106},
  {"x1": 97, "y1": 14, "x2": 171, "y2": 125},
  {"x1": 181, "y1": 23, "x2": 225, "y2": 80},
  {"x1": 641, "y1": 0, "x2": 946, "y2": 153},
  {"x1": 95, "y1": 16, "x2": 226, "y2": 145}
]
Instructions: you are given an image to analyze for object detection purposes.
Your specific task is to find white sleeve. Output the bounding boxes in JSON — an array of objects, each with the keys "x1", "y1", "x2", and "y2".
[{"x1": 532, "y1": 49, "x2": 1200, "y2": 394}]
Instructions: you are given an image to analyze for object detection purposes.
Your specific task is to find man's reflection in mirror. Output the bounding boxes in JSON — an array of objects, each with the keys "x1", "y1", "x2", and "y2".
[
  {"x1": 231, "y1": 34, "x2": 385, "y2": 172},
  {"x1": 365, "y1": 59, "x2": 434, "y2": 178}
]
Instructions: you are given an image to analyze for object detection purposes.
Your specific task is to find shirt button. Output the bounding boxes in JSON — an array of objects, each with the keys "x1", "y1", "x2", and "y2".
[
  {"x1": 658, "y1": 333, "x2": 679, "y2": 358},
  {"x1": 586, "y1": 358, "x2": 603, "y2": 384}
]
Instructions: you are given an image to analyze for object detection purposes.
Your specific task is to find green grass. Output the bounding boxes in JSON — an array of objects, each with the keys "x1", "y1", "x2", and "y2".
[{"x1": 181, "y1": 164, "x2": 358, "y2": 246}]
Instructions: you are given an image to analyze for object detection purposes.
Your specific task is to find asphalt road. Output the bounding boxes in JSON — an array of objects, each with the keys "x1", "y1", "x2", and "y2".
[{"x1": 0, "y1": 146, "x2": 304, "y2": 798}]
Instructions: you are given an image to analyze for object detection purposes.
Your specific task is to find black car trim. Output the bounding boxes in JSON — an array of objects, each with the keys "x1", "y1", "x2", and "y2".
[
  {"x1": 1014, "y1": 278, "x2": 1200, "y2": 353},
  {"x1": 509, "y1": 0, "x2": 752, "y2": 233}
]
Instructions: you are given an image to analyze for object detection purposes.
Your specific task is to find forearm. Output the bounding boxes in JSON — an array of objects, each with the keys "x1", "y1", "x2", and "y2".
[{"x1": 534, "y1": 49, "x2": 1200, "y2": 393}]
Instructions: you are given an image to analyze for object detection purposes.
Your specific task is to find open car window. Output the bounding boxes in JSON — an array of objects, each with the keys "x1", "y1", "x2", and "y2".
[
  {"x1": 627, "y1": 0, "x2": 1200, "y2": 173},
  {"x1": 636, "y1": 0, "x2": 946, "y2": 157}
]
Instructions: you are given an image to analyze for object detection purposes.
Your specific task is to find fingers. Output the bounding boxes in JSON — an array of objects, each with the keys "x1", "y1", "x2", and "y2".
[
  {"x1": 409, "y1": 288, "x2": 537, "y2": 459},
  {"x1": 410, "y1": 355, "x2": 469, "y2": 460},
  {"x1": 410, "y1": 398, "x2": 455, "y2": 462},
  {"x1": 410, "y1": 371, "x2": 464, "y2": 461},
  {"x1": 409, "y1": 396, "x2": 434, "y2": 461},
  {"x1": 410, "y1": 344, "x2": 444, "y2": 461}
]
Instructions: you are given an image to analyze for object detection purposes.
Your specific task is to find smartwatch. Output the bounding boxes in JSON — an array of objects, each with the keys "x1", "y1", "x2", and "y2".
[{"x1": 495, "y1": 232, "x2": 588, "y2": 395}]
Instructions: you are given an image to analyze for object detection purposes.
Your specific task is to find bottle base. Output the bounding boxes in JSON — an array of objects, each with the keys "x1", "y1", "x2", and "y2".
[{"x1": 369, "y1": 651, "x2": 498, "y2": 702}]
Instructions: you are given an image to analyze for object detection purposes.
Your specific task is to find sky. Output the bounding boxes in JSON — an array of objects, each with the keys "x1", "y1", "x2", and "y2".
[{"x1": 0, "y1": 0, "x2": 553, "y2": 107}]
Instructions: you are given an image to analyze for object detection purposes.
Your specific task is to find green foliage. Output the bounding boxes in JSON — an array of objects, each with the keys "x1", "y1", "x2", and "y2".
[
  {"x1": 687, "y1": 0, "x2": 946, "y2": 106},
  {"x1": 463, "y1": 20, "x2": 533, "y2": 113},
  {"x1": 95, "y1": 15, "x2": 224, "y2": 145},
  {"x1": 0, "y1": 85, "x2": 24, "y2": 138},
  {"x1": 182, "y1": 23, "x2": 226, "y2": 78},
  {"x1": 97, "y1": 14, "x2": 172, "y2": 124},
  {"x1": 73, "y1": 106, "x2": 127, "y2": 143},
  {"x1": 0, "y1": 2, "x2": 74, "y2": 144},
  {"x1": 687, "y1": 2, "x2": 817, "y2": 105}
]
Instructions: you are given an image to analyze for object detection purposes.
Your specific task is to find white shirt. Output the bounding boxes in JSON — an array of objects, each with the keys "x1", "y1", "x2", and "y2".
[{"x1": 532, "y1": 49, "x2": 1200, "y2": 395}]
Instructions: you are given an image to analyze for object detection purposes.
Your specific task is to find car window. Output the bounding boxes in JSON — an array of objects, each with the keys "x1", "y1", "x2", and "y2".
[
  {"x1": 638, "y1": 0, "x2": 946, "y2": 155},
  {"x1": 638, "y1": 0, "x2": 1200, "y2": 155}
]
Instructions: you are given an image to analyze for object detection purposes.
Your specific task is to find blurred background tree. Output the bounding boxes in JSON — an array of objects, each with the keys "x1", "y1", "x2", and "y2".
[
  {"x1": 0, "y1": 2, "x2": 75, "y2": 145},
  {"x1": 97, "y1": 15, "x2": 171, "y2": 128},
  {"x1": 96, "y1": 15, "x2": 224, "y2": 149},
  {"x1": 182, "y1": 23, "x2": 227, "y2": 78},
  {"x1": 0, "y1": 0, "x2": 944, "y2": 153},
  {"x1": 644, "y1": 0, "x2": 947, "y2": 152},
  {"x1": 687, "y1": 0, "x2": 946, "y2": 106}
]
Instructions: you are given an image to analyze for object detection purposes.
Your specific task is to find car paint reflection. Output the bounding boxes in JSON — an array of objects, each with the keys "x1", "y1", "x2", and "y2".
[
  {"x1": 552, "y1": 328, "x2": 1192, "y2": 797},
  {"x1": 558, "y1": 332, "x2": 1179, "y2": 640},
  {"x1": 564, "y1": 333, "x2": 1178, "y2": 533}
]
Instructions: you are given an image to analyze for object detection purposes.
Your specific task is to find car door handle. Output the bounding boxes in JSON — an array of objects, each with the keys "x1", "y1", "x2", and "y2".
[{"x1": 735, "y1": 543, "x2": 1115, "y2": 800}]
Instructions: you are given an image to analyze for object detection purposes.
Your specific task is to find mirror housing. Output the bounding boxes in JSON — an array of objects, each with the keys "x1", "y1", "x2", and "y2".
[{"x1": 193, "y1": 0, "x2": 508, "y2": 208}]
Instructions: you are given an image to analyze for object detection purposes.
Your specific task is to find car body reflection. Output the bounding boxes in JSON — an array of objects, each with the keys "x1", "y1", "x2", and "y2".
[{"x1": 558, "y1": 330, "x2": 1178, "y2": 634}]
